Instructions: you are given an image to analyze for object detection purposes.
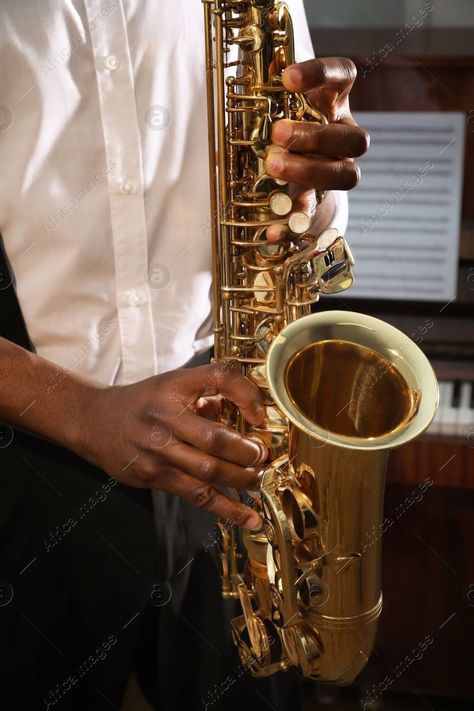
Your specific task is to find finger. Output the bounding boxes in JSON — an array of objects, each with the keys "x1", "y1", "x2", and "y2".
[
  {"x1": 291, "y1": 184, "x2": 317, "y2": 216},
  {"x1": 194, "y1": 396, "x2": 222, "y2": 421},
  {"x1": 160, "y1": 439, "x2": 263, "y2": 490},
  {"x1": 161, "y1": 468, "x2": 262, "y2": 530},
  {"x1": 181, "y1": 364, "x2": 265, "y2": 426},
  {"x1": 266, "y1": 223, "x2": 288, "y2": 243},
  {"x1": 282, "y1": 57, "x2": 357, "y2": 95},
  {"x1": 170, "y1": 409, "x2": 267, "y2": 466},
  {"x1": 267, "y1": 152, "x2": 360, "y2": 191},
  {"x1": 337, "y1": 111, "x2": 359, "y2": 128},
  {"x1": 272, "y1": 120, "x2": 370, "y2": 159}
]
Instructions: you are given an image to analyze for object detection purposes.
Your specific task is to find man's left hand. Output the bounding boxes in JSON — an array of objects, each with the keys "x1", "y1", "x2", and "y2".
[{"x1": 266, "y1": 57, "x2": 369, "y2": 241}]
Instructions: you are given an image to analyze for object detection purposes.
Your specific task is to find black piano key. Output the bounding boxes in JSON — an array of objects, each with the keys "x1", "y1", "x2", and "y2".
[{"x1": 452, "y1": 380, "x2": 462, "y2": 408}]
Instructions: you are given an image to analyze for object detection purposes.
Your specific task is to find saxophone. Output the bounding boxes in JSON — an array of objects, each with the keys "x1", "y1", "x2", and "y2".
[{"x1": 203, "y1": 0, "x2": 438, "y2": 683}]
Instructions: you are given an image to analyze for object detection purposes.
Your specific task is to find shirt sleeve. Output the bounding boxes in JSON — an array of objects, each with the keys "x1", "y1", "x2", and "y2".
[
  {"x1": 285, "y1": 0, "x2": 315, "y2": 62},
  {"x1": 328, "y1": 190, "x2": 349, "y2": 235}
]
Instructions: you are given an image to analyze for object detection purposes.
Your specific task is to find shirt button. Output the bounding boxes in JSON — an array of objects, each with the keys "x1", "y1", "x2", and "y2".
[
  {"x1": 126, "y1": 289, "x2": 146, "y2": 306},
  {"x1": 120, "y1": 180, "x2": 134, "y2": 195},
  {"x1": 105, "y1": 54, "x2": 120, "y2": 71}
]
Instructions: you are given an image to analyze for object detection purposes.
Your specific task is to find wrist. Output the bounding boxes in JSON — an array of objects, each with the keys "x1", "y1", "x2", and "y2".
[
  {"x1": 63, "y1": 377, "x2": 110, "y2": 464},
  {"x1": 311, "y1": 190, "x2": 336, "y2": 235}
]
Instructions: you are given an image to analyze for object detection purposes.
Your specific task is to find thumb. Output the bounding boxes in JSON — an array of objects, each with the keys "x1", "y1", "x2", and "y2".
[{"x1": 182, "y1": 364, "x2": 265, "y2": 426}]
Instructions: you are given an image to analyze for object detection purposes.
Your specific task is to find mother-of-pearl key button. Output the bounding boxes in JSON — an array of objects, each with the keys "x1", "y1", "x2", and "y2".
[
  {"x1": 288, "y1": 211, "x2": 311, "y2": 235},
  {"x1": 270, "y1": 192, "x2": 292, "y2": 216},
  {"x1": 105, "y1": 55, "x2": 120, "y2": 71}
]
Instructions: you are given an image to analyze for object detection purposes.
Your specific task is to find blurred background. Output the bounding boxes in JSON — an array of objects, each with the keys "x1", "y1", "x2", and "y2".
[
  {"x1": 304, "y1": 0, "x2": 474, "y2": 31},
  {"x1": 301, "y1": 1, "x2": 474, "y2": 710}
]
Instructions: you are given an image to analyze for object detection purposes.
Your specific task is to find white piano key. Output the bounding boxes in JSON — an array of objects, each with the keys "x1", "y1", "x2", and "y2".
[
  {"x1": 441, "y1": 380, "x2": 458, "y2": 436},
  {"x1": 456, "y1": 381, "x2": 473, "y2": 437},
  {"x1": 429, "y1": 380, "x2": 448, "y2": 435}
]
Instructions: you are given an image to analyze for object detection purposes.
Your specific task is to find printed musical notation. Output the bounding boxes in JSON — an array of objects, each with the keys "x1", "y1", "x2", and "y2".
[{"x1": 346, "y1": 112, "x2": 465, "y2": 302}]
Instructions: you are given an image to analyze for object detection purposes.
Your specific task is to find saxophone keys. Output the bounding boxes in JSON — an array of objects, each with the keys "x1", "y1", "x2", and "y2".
[
  {"x1": 269, "y1": 191, "x2": 292, "y2": 216},
  {"x1": 288, "y1": 211, "x2": 311, "y2": 235},
  {"x1": 249, "y1": 405, "x2": 287, "y2": 455},
  {"x1": 299, "y1": 574, "x2": 329, "y2": 608},
  {"x1": 311, "y1": 231, "x2": 355, "y2": 294},
  {"x1": 247, "y1": 363, "x2": 268, "y2": 389},
  {"x1": 283, "y1": 624, "x2": 322, "y2": 675},
  {"x1": 250, "y1": 0, "x2": 274, "y2": 8},
  {"x1": 233, "y1": 24, "x2": 264, "y2": 53}
]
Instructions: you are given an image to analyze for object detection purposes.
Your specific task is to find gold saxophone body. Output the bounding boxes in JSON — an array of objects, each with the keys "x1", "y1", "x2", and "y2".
[{"x1": 203, "y1": 0, "x2": 438, "y2": 684}]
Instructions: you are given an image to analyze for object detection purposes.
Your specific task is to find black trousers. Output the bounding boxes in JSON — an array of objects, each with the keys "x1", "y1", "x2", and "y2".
[
  {"x1": 0, "y1": 429, "x2": 302, "y2": 711},
  {"x1": 0, "y1": 429, "x2": 156, "y2": 710}
]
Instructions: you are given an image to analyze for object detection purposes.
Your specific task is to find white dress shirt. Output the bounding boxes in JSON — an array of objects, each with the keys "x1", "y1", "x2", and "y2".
[{"x1": 0, "y1": 0, "x2": 348, "y2": 386}]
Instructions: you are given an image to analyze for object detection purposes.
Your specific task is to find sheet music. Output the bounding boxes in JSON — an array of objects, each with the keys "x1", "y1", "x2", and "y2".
[{"x1": 344, "y1": 112, "x2": 465, "y2": 302}]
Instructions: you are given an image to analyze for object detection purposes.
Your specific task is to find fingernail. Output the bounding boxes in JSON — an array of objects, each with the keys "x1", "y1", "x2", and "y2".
[
  {"x1": 267, "y1": 154, "x2": 284, "y2": 177},
  {"x1": 272, "y1": 120, "x2": 293, "y2": 145},
  {"x1": 257, "y1": 443, "x2": 268, "y2": 464},
  {"x1": 250, "y1": 444, "x2": 262, "y2": 465},
  {"x1": 250, "y1": 441, "x2": 267, "y2": 465},
  {"x1": 266, "y1": 224, "x2": 286, "y2": 243},
  {"x1": 246, "y1": 513, "x2": 263, "y2": 531}
]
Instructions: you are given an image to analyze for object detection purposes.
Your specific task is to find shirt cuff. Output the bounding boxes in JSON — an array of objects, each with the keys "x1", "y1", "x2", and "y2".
[{"x1": 327, "y1": 190, "x2": 349, "y2": 235}]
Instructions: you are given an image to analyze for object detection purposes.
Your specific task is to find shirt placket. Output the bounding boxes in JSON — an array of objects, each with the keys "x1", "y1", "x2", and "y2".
[{"x1": 84, "y1": 0, "x2": 157, "y2": 384}]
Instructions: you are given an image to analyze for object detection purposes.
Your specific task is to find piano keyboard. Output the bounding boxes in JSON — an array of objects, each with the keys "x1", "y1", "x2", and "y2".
[{"x1": 428, "y1": 380, "x2": 474, "y2": 437}]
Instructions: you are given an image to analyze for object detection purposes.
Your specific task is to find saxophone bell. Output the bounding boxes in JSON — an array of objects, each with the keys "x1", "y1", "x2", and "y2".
[{"x1": 251, "y1": 310, "x2": 437, "y2": 682}]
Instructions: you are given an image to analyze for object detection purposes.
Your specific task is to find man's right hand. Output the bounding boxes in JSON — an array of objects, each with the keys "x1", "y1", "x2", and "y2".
[
  {"x1": 79, "y1": 364, "x2": 267, "y2": 529},
  {"x1": 0, "y1": 338, "x2": 266, "y2": 528}
]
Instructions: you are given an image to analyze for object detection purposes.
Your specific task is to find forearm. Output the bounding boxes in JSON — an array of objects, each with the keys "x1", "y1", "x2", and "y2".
[{"x1": 0, "y1": 337, "x2": 103, "y2": 455}]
